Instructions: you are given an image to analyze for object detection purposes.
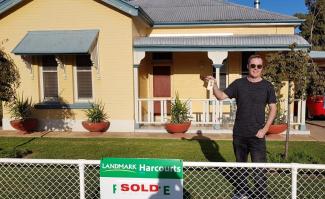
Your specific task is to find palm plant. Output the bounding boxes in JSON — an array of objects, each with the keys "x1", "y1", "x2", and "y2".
[
  {"x1": 170, "y1": 93, "x2": 191, "y2": 124},
  {"x1": 84, "y1": 101, "x2": 108, "y2": 123},
  {"x1": 8, "y1": 94, "x2": 33, "y2": 120}
]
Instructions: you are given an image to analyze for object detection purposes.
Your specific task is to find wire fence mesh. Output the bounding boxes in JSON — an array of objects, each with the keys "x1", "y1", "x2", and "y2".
[{"x1": 0, "y1": 159, "x2": 324, "y2": 199}]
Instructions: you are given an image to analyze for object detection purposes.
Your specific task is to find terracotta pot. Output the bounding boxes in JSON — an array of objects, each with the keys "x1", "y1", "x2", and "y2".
[
  {"x1": 10, "y1": 118, "x2": 38, "y2": 134},
  {"x1": 165, "y1": 122, "x2": 191, "y2": 134},
  {"x1": 267, "y1": 124, "x2": 288, "y2": 134},
  {"x1": 82, "y1": 121, "x2": 110, "y2": 132}
]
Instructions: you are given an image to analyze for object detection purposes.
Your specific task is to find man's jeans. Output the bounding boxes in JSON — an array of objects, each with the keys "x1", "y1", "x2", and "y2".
[{"x1": 232, "y1": 136, "x2": 268, "y2": 198}]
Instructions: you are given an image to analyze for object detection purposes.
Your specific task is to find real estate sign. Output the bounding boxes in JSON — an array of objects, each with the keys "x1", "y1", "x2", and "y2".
[{"x1": 100, "y1": 157, "x2": 183, "y2": 199}]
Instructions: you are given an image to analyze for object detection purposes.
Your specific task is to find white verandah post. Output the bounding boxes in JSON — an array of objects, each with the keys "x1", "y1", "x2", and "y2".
[
  {"x1": 208, "y1": 51, "x2": 228, "y2": 129},
  {"x1": 133, "y1": 51, "x2": 145, "y2": 129}
]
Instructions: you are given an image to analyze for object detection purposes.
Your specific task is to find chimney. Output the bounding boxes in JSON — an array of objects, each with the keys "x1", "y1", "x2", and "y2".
[{"x1": 254, "y1": 0, "x2": 260, "y2": 9}]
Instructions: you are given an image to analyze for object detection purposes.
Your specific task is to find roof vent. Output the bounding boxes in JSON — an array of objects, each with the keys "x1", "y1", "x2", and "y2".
[{"x1": 254, "y1": 0, "x2": 260, "y2": 9}]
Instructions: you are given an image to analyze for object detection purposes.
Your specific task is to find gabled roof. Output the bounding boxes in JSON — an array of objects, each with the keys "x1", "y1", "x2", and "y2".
[
  {"x1": 134, "y1": 35, "x2": 310, "y2": 51},
  {"x1": 128, "y1": 0, "x2": 303, "y2": 26},
  {"x1": 0, "y1": 0, "x2": 140, "y2": 16},
  {"x1": 0, "y1": 0, "x2": 153, "y2": 25},
  {"x1": 0, "y1": 0, "x2": 143, "y2": 17},
  {"x1": 1, "y1": 0, "x2": 303, "y2": 27}
]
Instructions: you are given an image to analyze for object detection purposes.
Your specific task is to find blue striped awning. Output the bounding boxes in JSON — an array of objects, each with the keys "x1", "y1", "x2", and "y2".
[{"x1": 12, "y1": 29, "x2": 99, "y2": 55}]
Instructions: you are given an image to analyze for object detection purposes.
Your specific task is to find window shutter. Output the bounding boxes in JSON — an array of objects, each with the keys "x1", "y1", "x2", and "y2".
[
  {"x1": 76, "y1": 55, "x2": 93, "y2": 99},
  {"x1": 42, "y1": 56, "x2": 58, "y2": 100}
]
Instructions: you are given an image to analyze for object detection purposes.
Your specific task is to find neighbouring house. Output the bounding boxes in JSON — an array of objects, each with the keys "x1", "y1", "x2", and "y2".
[
  {"x1": 310, "y1": 51, "x2": 325, "y2": 72},
  {"x1": 0, "y1": 0, "x2": 310, "y2": 133}
]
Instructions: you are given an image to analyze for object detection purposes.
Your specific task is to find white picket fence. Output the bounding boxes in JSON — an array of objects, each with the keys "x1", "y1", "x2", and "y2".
[{"x1": 0, "y1": 159, "x2": 324, "y2": 199}]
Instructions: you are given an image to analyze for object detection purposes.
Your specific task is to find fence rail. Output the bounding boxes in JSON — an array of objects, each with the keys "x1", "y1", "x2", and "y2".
[
  {"x1": 136, "y1": 98, "x2": 237, "y2": 125},
  {"x1": 136, "y1": 98, "x2": 306, "y2": 128},
  {"x1": 0, "y1": 159, "x2": 324, "y2": 199}
]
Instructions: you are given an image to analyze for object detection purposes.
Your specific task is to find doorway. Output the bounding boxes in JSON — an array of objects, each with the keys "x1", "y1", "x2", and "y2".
[{"x1": 153, "y1": 66, "x2": 171, "y2": 115}]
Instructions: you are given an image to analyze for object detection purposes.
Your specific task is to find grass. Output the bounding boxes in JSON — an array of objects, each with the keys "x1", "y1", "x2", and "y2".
[
  {"x1": 0, "y1": 137, "x2": 324, "y2": 163},
  {"x1": 0, "y1": 137, "x2": 324, "y2": 198}
]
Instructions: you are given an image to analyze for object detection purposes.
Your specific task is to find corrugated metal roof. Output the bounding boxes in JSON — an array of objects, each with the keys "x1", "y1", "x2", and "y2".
[
  {"x1": 129, "y1": 0, "x2": 300, "y2": 24},
  {"x1": 1, "y1": 0, "x2": 302, "y2": 26},
  {"x1": 0, "y1": 0, "x2": 140, "y2": 17},
  {"x1": 0, "y1": 0, "x2": 22, "y2": 15},
  {"x1": 134, "y1": 34, "x2": 310, "y2": 50},
  {"x1": 309, "y1": 51, "x2": 325, "y2": 59},
  {"x1": 12, "y1": 30, "x2": 99, "y2": 55}
]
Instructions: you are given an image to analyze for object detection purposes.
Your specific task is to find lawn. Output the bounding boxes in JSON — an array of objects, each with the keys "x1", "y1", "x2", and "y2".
[
  {"x1": 0, "y1": 137, "x2": 324, "y2": 199},
  {"x1": 0, "y1": 137, "x2": 324, "y2": 163}
]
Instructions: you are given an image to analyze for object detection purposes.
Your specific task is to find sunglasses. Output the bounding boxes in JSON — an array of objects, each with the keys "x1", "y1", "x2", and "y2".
[{"x1": 249, "y1": 64, "x2": 263, "y2": 69}]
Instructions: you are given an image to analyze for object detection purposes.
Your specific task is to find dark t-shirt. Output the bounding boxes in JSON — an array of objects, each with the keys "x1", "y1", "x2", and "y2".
[{"x1": 224, "y1": 77, "x2": 276, "y2": 137}]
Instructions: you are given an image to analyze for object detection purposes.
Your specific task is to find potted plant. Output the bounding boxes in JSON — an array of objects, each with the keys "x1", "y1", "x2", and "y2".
[
  {"x1": 165, "y1": 93, "x2": 191, "y2": 133},
  {"x1": 82, "y1": 101, "x2": 110, "y2": 132},
  {"x1": 267, "y1": 102, "x2": 288, "y2": 134},
  {"x1": 8, "y1": 95, "x2": 37, "y2": 134}
]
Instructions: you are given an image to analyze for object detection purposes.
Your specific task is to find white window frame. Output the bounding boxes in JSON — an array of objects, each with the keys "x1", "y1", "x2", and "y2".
[
  {"x1": 39, "y1": 57, "x2": 59, "y2": 102},
  {"x1": 73, "y1": 58, "x2": 94, "y2": 103}
]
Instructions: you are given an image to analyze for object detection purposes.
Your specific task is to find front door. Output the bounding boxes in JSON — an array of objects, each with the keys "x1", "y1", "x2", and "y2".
[{"x1": 153, "y1": 66, "x2": 171, "y2": 115}]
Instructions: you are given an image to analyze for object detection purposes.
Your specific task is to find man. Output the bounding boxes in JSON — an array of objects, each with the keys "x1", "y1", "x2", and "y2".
[{"x1": 205, "y1": 55, "x2": 277, "y2": 198}]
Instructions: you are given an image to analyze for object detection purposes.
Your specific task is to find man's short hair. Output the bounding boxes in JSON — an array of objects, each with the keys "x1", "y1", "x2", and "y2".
[{"x1": 248, "y1": 54, "x2": 264, "y2": 65}]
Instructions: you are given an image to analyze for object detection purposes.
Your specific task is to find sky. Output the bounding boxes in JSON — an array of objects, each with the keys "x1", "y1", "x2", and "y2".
[{"x1": 228, "y1": 0, "x2": 308, "y2": 16}]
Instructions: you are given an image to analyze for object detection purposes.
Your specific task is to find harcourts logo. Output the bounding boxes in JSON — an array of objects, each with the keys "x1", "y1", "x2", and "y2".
[{"x1": 112, "y1": 183, "x2": 171, "y2": 195}]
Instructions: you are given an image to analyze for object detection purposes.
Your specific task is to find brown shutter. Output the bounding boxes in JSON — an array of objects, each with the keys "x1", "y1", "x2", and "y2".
[
  {"x1": 76, "y1": 55, "x2": 93, "y2": 99},
  {"x1": 42, "y1": 56, "x2": 58, "y2": 99}
]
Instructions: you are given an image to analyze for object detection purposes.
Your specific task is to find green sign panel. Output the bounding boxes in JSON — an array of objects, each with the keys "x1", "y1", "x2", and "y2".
[{"x1": 100, "y1": 158, "x2": 183, "y2": 179}]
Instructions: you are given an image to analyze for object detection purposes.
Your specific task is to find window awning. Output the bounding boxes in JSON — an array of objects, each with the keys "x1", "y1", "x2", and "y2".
[{"x1": 12, "y1": 30, "x2": 99, "y2": 55}]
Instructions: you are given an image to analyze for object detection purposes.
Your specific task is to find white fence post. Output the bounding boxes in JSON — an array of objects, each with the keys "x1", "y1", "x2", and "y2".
[
  {"x1": 291, "y1": 163, "x2": 298, "y2": 199},
  {"x1": 79, "y1": 159, "x2": 86, "y2": 199}
]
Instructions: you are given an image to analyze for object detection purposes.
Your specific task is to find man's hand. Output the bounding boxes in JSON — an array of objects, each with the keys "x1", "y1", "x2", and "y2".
[
  {"x1": 204, "y1": 76, "x2": 216, "y2": 85},
  {"x1": 204, "y1": 76, "x2": 229, "y2": 100},
  {"x1": 256, "y1": 128, "x2": 268, "y2": 138}
]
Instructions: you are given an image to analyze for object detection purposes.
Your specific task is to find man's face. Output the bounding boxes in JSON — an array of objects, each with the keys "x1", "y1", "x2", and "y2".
[{"x1": 247, "y1": 58, "x2": 263, "y2": 78}]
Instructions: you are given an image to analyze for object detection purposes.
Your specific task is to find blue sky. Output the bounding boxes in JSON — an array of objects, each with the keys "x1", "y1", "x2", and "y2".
[{"x1": 228, "y1": 0, "x2": 308, "y2": 16}]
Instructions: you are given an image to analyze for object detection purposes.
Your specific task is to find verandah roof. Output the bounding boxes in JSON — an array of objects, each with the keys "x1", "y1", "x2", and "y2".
[
  {"x1": 134, "y1": 34, "x2": 310, "y2": 52},
  {"x1": 12, "y1": 30, "x2": 99, "y2": 55}
]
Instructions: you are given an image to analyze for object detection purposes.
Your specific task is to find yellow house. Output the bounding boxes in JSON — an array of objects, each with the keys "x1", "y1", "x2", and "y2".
[{"x1": 0, "y1": 0, "x2": 310, "y2": 133}]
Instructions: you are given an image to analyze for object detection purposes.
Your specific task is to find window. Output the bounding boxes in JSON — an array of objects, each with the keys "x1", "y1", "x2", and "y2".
[
  {"x1": 241, "y1": 52, "x2": 255, "y2": 77},
  {"x1": 42, "y1": 55, "x2": 58, "y2": 101},
  {"x1": 75, "y1": 55, "x2": 93, "y2": 100}
]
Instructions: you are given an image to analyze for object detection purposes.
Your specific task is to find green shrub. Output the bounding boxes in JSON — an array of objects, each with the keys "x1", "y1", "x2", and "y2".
[
  {"x1": 84, "y1": 101, "x2": 108, "y2": 123},
  {"x1": 170, "y1": 93, "x2": 191, "y2": 124},
  {"x1": 7, "y1": 94, "x2": 34, "y2": 120}
]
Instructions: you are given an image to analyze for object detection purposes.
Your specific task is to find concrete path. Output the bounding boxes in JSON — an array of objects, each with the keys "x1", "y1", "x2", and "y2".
[{"x1": 0, "y1": 121, "x2": 324, "y2": 142}]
